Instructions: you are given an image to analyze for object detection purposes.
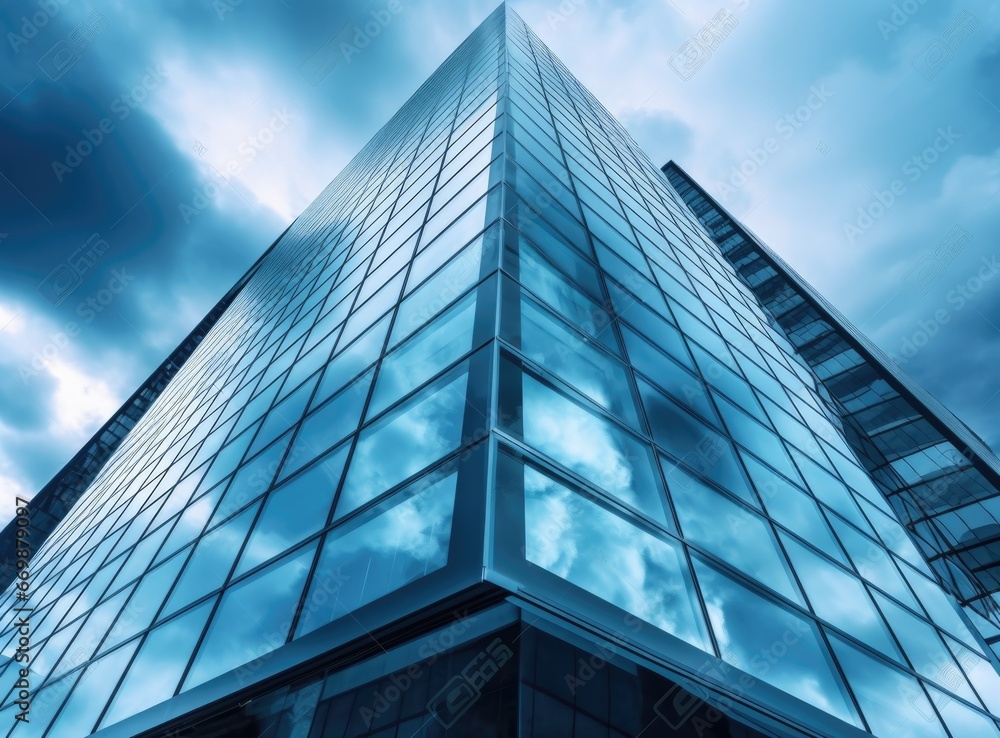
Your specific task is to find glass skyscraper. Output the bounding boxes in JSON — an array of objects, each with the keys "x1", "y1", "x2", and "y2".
[{"x1": 4, "y1": 5, "x2": 1000, "y2": 737}]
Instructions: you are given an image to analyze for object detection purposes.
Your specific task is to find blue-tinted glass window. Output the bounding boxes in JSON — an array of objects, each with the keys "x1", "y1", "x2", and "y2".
[
  {"x1": 336, "y1": 362, "x2": 470, "y2": 518},
  {"x1": 236, "y1": 444, "x2": 349, "y2": 576},
  {"x1": 522, "y1": 461, "x2": 709, "y2": 650},
  {"x1": 516, "y1": 367, "x2": 668, "y2": 526},
  {"x1": 692, "y1": 557, "x2": 861, "y2": 728},
  {"x1": 297, "y1": 470, "x2": 456, "y2": 637},
  {"x1": 184, "y1": 543, "x2": 316, "y2": 690}
]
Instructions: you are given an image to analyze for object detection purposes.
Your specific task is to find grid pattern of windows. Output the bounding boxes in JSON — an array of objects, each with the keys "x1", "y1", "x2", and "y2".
[
  {"x1": 664, "y1": 162, "x2": 1000, "y2": 661},
  {"x1": 2, "y1": 6, "x2": 999, "y2": 737},
  {"x1": 0, "y1": 10, "x2": 506, "y2": 735},
  {"x1": 490, "y1": 9, "x2": 1000, "y2": 737}
]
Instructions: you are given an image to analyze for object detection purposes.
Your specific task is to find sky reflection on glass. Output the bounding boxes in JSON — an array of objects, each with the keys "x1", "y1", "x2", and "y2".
[
  {"x1": 523, "y1": 464, "x2": 709, "y2": 651},
  {"x1": 296, "y1": 472, "x2": 456, "y2": 637}
]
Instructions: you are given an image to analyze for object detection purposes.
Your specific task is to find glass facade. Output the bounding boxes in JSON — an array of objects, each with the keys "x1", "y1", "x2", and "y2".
[
  {"x1": 3, "y1": 5, "x2": 1000, "y2": 737},
  {"x1": 663, "y1": 162, "x2": 1000, "y2": 663}
]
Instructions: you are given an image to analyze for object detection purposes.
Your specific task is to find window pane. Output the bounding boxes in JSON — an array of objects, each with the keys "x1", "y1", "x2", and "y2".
[
  {"x1": 781, "y1": 534, "x2": 903, "y2": 661},
  {"x1": 515, "y1": 297, "x2": 639, "y2": 429},
  {"x1": 184, "y1": 543, "x2": 316, "y2": 690},
  {"x1": 100, "y1": 599, "x2": 214, "y2": 729},
  {"x1": 715, "y1": 395, "x2": 797, "y2": 481},
  {"x1": 516, "y1": 241, "x2": 613, "y2": 351},
  {"x1": 403, "y1": 222, "x2": 493, "y2": 303},
  {"x1": 611, "y1": 283, "x2": 692, "y2": 369},
  {"x1": 160, "y1": 505, "x2": 257, "y2": 620},
  {"x1": 236, "y1": 444, "x2": 349, "y2": 576},
  {"x1": 790, "y1": 449, "x2": 870, "y2": 531},
  {"x1": 692, "y1": 557, "x2": 860, "y2": 728},
  {"x1": 369, "y1": 290, "x2": 477, "y2": 417},
  {"x1": 516, "y1": 230, "x2": 601, "y2": 299},
  {"x1": 523, "y1": 462, "x2": 709, "y2": 651},
  {"x1": 519, "y1": 370, "x2": 667, "y2": 525},
  {"x1": 667, "y1": 465, "x2": 802, "y2": 604},
  {"x1": 102, "y1": 555, "x2": 185, "y2": 652},
  {"x1": 928, "y1": 684, "x2": 1000, "y2": 738},
  {"x1": 872, "y1": 592, "x2": 978, "y2": 703},
  {"x1": 310, "y1": 313, "x2": 389, "y2": 410},
  {"x1": 336, "y1": 363, "x2": 470, "y2": 518},
  {"x1": 829, "y1": 634, "x2": 947, "y2": 738},
  {"x1": 44, "y1": 641, "x2": 140, "y2": 738},
  {"x1": 282, "y1": 367, "x2": 374, "y2": 479},
  {"x1": 830, "y1": 517, "x2": 919, "y2": 610},
  {"x1": 744, "y1": 453, "x2": 847, "y2": 565},
  {"x1": 638, "y1": 379, "x2": 753, "y2": 505},
  {"x1": 211, "y1": 433, "x2": 291, "y2": 526},
  {"x1": 48, "y1": 586, "x2": 131, "y2": 682},
  {"x1": 621, "y1": 325, "x2": 716, "y2": 424},
  {"x1": 296, "y1": 470, "x2": 456, "y2": 637}
]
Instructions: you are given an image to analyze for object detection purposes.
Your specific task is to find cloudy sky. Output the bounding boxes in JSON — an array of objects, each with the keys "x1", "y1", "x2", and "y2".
[{"x1": 1, "y1": 0, "x2": 998, "y2": 516}]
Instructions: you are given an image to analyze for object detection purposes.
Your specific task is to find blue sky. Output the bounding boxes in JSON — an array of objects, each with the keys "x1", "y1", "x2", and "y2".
[{"x1": 1, "y1": 0, "x2": 998, "y2": 516}]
